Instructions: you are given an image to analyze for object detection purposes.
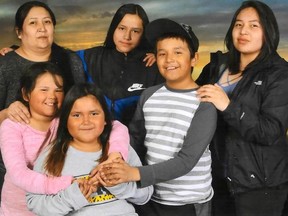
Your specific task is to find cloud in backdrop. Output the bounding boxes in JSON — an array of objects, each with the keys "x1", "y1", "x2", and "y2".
[{"x1": 0, "y1": 0, "x2": 287, "y2": 77}]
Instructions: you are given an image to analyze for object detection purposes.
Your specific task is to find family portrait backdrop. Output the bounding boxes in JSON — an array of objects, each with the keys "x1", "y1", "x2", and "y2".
[{"x1": 1, "y1": 0, "x2": 287, "y2": 78}]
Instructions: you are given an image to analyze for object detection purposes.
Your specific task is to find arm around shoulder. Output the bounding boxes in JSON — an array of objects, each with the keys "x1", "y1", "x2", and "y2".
[
  {"x1": 0, "y1": 121, "x2": 72, "y2": 194},
  {"x1": 108, "y1": 120, "x2": 129, "y2": 161}
]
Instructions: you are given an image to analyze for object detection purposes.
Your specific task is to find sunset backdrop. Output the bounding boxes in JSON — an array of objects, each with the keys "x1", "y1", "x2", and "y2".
[{"x1": 1, "y1": 0, "x2": 287, "y2": 78}]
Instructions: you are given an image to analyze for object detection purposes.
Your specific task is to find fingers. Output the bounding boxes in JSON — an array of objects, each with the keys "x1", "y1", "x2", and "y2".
[
  {"x1": 104, "y1": 152, "x2": 122, "y2": 165},
  {"x1": 197, "y1": 84, "x2": 223, "y2": 97},
  {"x1": 0, "y1": 49, "x2": 5, "y2": 56},
  {"x1": 90, "y1": 157, "x2": 122, "y2": 179},
  {"x1": 197, "y1": 84, "x2": 230, "y2": 111},
  {"x1": 98, "y1": 165, "x2": 122, "y2": 186},
  {"x1": 89, "y1": 164, "x2": 101, "y2": 178},
  {"x1": 96, "y1": 160, "x2": 139, "y2": 185},
  {"x1": 78, "y1": 181, "x2": 89, "y2": 198},
  {"x1": 97, "y1": 173, "x2": 109, "y2": 186},
  {"x1": 8, "y1": 109, "x2": 30, "y2": 124},
  {"x1": 89, "y1": 162, "x2": 118, "y2": 186},
  {"x1": 88, "y1": 173, "x2": 100, "y2": 186},
  {"x1": 197, "y1": 85, "x2": 214, "y2": 99},
  {"x1": 78, "y1": 179, "x2": 99, "y2": 200},
  {"x1": 89, "y1": 163, "x2": 118, "y2": 186},
  {"x1": 143, "y1": 53, "x2": 156, "y2": 67},
  {"x1": 98, "y1": 173, "x2": 119, "y2": 187},
  {"x1": 7, "y1": 101, "x2": 30, "y2": 124},
  {"x1": 111, "y1": 157, "x2": 123, "y2": 163},
  {"x1": 100, "y1": 161, "x2": 121, "y2": 174},
  {"x1": 0, "y1": 47, "x2": 13, "y2": 56},
  {"x1": 145, "y1": 58, "x2": 156, "y2": 67}
]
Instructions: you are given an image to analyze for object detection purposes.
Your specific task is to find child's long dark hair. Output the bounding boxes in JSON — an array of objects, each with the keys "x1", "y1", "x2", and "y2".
[{"x1": 44, "y1": 83, "x2": 112, "y2": 176}]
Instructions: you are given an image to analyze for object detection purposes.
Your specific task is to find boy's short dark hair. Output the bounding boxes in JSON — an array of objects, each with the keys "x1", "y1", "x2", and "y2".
[{"x1": 145, "y1": 18, "x2": 199, "y2": 53}]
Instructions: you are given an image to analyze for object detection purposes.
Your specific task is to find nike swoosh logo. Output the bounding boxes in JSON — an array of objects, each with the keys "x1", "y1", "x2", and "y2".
[
  {"x1": 127, "y1": 83, "x2": 146, "y2": 92},
  {"x1": 254, "y1": 81, "x2": 262, "y2": 85},
  {"x1": 128, "y1": 86, "x2": 146, "y2": 92}
]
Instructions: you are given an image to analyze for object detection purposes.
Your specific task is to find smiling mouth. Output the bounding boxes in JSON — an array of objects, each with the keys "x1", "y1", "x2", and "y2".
[
  {"x1": 166, "y1": 66, "x2": 177, "y2": 71},
  {"x1": 45, "y1": 102, "x2": 56, "y2": 107}
]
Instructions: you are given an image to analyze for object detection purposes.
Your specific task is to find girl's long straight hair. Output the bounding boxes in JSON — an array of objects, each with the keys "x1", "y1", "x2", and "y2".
[
  {"x1": 104, "y1": 3, "x2": 151, "y2": 50},
  {"x1": 224, "y1": 1, "x2": 279, "y2": 74},
  {"x1": 44, "y1": 83, "x2": 112, "y2": 176}
]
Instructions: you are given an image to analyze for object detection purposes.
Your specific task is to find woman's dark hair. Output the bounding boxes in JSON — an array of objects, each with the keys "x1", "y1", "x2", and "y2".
[
  {"x1": 14, "y1": 1, "x2": 56, "y2": 33},
  {"x1": 18, "y1": 62, "x2": 64, "y2": 113},
  {"x1": 44, "y1": 83, "x2": 112, "y2": 176},
  {"x1": 50, "y1": 43, "x2": 75, "y2": 93},
  {"x1": 224, "y1": 0, "x2": 279, "y2": 73},
  {"x1": 104, "y1": 3, "x2": 151, "y2": 50}
]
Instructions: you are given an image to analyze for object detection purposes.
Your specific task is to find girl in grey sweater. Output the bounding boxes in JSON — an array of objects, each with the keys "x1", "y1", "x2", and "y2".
[{"x1": 26, "y1": 83, "x2": 153, "y2": 216}]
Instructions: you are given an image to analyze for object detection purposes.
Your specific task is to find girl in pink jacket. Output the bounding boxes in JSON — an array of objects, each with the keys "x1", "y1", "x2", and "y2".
[{"x1": 0, "y1": 62, "x2": 128, "y2": 216}]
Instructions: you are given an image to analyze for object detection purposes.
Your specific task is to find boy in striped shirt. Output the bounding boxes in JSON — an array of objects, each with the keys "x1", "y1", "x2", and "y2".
[{"x1": 99, "y1": 18, "x2": 217, "y2": 216}]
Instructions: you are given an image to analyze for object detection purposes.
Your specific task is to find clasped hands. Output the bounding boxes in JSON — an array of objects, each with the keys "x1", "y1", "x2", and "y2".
[
  {"x1": 90, "y1": 157, "x2": 140, "y2": 186},
  {"x1": 75, "y1": 157, "x2": 139, "y2": 201}
]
